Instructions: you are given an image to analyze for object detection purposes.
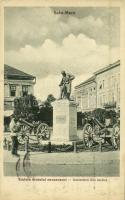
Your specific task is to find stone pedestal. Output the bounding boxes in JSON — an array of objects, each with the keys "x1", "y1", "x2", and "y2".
[{"x1": 51, "y1": 99, "x2": 77, "y2": 143}]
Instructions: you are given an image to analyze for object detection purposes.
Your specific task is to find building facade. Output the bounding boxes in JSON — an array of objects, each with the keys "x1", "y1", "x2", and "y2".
[
  {"x1": 74, "y1": 60, "x2": 120, "y2": 112},
  {"x1": 4, "y1": 64, "x2": 36, "y2": 115},
  {"x1": 75, "y1": 76, "x2": 97, "y2": 112},
  {"x1": 95, "y1": 60, "x2": 120, "y2": 109}
]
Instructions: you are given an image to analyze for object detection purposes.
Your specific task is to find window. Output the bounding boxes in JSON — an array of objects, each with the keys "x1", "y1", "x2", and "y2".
[
  {"x1": 77, "y1": 96, "x2": 82, "y2": 109},
  {"x1": 100, "y1": 96, "x2": 102, "y2": 106},
  {"x1": 103, "y1": 95, "x2": 105, "y2": 104},
  {"x1": 99, "y1": 84, "x2": 102, "y2": 89},
  {"x1": 22, "y1": 85, "x2": 29, "y2": 96},
  {"x1": 10, "y1": 85, "x2": 16, "y2": 97},
  {"x1": 103, "y1": 80, "x2": 105, "y2": 88},
  {"x1": 99, "y1": 81, "x2": 102, "y2": 89},
  {"x1": 98, "y1": 96, "x2": 100, "y2": 106},
  {"x1": 108, "y1": 77, "x2": 111, "y2": 88},
  {"x1": 112, "y1": 93, "x2": 114, "y2": 102},
  {"x1": 111, "y1": 76, "x2": 114, "y2": 88}
]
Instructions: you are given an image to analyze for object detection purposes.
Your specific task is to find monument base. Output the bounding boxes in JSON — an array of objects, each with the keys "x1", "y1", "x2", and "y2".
[
  {"x1": 51, "y1": 99, "x2": 78, "y2": 144},
  {"x1": 50, "y1": 141, "x2": 74, "y2": 145}
]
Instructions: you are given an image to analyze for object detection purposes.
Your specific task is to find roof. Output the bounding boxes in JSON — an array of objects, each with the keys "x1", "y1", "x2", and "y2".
[
  {"x1": 4, "y1": 64, "x2": 35, "y2": 80},
  {"x1": 94, "y1": 60, "x2": 120, "y2": 75},
  {"x1": 75, "y1": 60, "x2": 120, "y2": 89},
  {"x1": 75, "y1": 76, "x2": 96, "y2": 89}
]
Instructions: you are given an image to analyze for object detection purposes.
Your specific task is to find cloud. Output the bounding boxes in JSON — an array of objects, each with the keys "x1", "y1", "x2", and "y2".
[
  {"x1": 34, "y1": 75, "x2": 60, "y2": 100},
  {"x1": 4, "y1": 7, "x2": 119, "y2": 50},
  {"x1": 4, "y1": 7, "x2": 120, "y2": 101},
  {"x1": 4, "y1": 7, "x2": 60, "y2": 50},
  {"x1": 68, "y1": 15, "x2": 104, "y2": 33},
  {"x1": 5, "y1": 33, "x2": 120, "y2": 79}
]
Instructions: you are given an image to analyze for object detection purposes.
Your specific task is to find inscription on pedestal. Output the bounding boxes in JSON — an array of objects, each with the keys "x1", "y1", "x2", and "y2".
[
  {"x1": 56, "y1": 115, "x2": 66, "y2": 124},
  {"x1": 51, "y1": 100, "x2": 77, "y2": 142}
]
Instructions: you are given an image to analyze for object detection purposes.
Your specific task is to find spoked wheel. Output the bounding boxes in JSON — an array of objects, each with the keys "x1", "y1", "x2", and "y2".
[
  {"x1": 36, "y1": 123, "x2": 50, "y2": 143},
  {"x1": 112, "y1": 123, "x2": 120, "y2": 150},
  {"x1": 23, "y1": 152, "x2": 31, "y2": 177},
  {"x1": 83, "y1": 123, "x2": 94, "y2": 148},
  {"x1": 17, "y1": 124, "x2": 31, "y2": 145},
  {"x1": 94, "y1": 124, "x2": 101, "y2": 135},
  {"x1": 92, "y1": 124, "x2": 102, "y2": 143}
]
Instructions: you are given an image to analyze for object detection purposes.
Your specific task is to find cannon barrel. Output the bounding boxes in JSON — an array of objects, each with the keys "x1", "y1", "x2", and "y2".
[
  {"x1": 19, "y1": 118, "x2": 34, "y2": 128},
  {"x1": 93, "y1": 117, "x2": 105, "y2": 128}
]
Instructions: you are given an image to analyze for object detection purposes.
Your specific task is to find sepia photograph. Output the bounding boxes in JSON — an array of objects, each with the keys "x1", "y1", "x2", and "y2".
[
  {"x1": 3, "y1": 7, "x2": 120, "y2": 177},
  {"x1": 1, "y1": 0, "x2": 125, "y2": 199},
  {"x1": 3, "y1": 6, "x2": 121, "y2": 177}
]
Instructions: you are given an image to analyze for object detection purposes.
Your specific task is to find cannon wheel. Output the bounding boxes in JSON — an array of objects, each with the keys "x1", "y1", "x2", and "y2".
[
  {"x1": 93, "y1": 124, "x2": 101, "y2": 135},
  {"x1": 83, "y1": 123, "x2": 94, "y2": 148},
  {"x1": 112, "y1": 123, "x2": 120, "y2": 150},
  {"x1": 17, "y1": 124, "x2": 30, "y2": 145},
  {"x1": 36, "y1": 123, "x2": 50, "y2": 143}
]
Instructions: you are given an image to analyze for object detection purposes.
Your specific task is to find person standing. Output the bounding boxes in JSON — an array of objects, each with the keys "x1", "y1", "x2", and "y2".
[{"x1": 10, "y1": 116, "x2": 21, "y2": 156}]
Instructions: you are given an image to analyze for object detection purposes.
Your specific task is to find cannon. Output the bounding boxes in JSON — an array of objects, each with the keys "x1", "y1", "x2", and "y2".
[
  {"x1": 17, "y1": 118, "x2": 50, "y2": 144},
  {"x1": 83, "y1": 116, "x2": 120, "y2": 150}
]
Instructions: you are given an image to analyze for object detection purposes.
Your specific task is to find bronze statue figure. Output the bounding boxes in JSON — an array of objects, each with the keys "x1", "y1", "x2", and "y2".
[{"x1": 59, "y1": 70, "x2": 75, "y2": 100}]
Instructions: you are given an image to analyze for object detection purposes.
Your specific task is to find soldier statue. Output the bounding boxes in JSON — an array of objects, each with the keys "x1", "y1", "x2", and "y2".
[{"x1": 59, "y1": 70, "x2": 75, "y2": 100}]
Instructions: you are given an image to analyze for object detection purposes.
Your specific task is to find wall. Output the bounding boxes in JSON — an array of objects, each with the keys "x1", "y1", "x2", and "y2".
[
  {"x1": 74, "y1": 62, "x2": 120, "y2": 112},
  {"x1": 96, "y1": 65, "x2": 120, "y2": 108},
  {"x1": 75, "y1": 81, "x2": 97, "y2": 112},
  {"x1": 4, "y1": 79, "x2": 35, "y2": 111}
]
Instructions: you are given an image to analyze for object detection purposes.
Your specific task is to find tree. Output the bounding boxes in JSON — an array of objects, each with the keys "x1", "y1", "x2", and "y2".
[
  {"x1": 13, "y1": 93, "x2": 56, "y2": 126},
  {"x1": 38, "y1": 94, "x2": 56, "y2": 126},
  {"x1": 13, "y1": 94, "x2": 39, "y2": 122},
  {"x1": 47, "y1": 94, "x2": 56, "y2": 103}
]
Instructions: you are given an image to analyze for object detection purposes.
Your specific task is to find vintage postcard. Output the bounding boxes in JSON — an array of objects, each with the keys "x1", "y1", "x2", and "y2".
[{"x1": 0, "y1": 0, "x2": 124, "y2": 200}]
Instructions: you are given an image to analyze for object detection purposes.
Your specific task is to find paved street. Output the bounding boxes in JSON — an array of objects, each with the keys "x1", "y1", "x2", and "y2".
[
  {"x1": 4, "y1": 150, "x2": 119, "y2": 177},
  {"x1": 3, "y1": 130, "x2": 120, "y2": 177}
]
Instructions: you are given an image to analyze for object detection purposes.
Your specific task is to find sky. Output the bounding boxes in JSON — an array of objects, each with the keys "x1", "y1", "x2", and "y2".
[{"x1": 4, "y1": 7, "x2": 120, "y2": 100}]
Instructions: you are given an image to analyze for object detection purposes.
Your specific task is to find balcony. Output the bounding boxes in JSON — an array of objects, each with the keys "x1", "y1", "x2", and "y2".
[{"x1": 103, "y1": 102, "x2": 116, "y2": 109}]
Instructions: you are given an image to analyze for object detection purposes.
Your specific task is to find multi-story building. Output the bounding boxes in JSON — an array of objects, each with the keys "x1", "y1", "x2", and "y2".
[
  {"x1": 94, "y1": 60, "x2": 120, "y2": 109},
  {"x1": 4, "y1": 64, "x2": 36, "y2": 116},
  {"x1": 75, "y1": 76, "x2": 97, "y2": 112},
  {"x1": 74, "y1": 60, "x2": 120, "y2": 112}
]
